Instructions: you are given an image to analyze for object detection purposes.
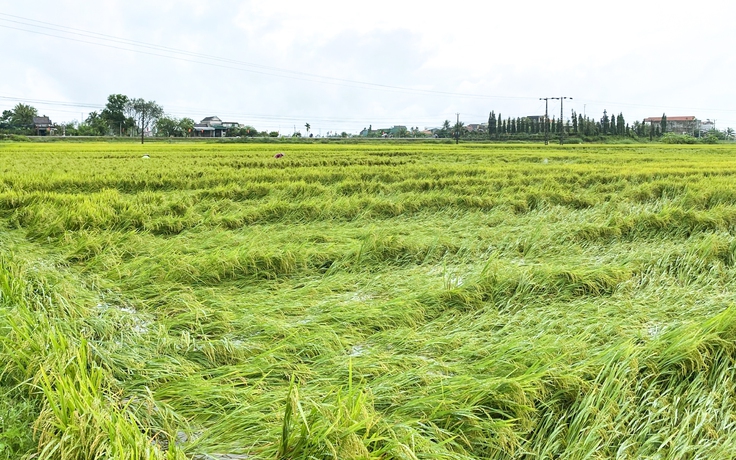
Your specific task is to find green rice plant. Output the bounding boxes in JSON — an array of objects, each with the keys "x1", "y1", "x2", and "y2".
[
  {"x1": 5, "y1": 142, "x2": 736, "y2": 458},
  {"x1": 276, "y1": 370, "x2": 399, "y2": 460},
  {"x1": 0, "y1": 386, "x2": 37, "y2": 460}
]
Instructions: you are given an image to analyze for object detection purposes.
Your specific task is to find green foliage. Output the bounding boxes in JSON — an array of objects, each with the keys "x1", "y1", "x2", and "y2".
[
  {"x1": 706, "y1": 128, "x2": 726, "y2": 141},
  {"x1": 10, "y1": 103, "x2": 38, "y2": 127},
  {"x1": 128, "y1": 98, "x2": 164, "y2": 143},
  {"x1": 661, "y1": 133, "x2": 698, "y2": 144},
  {"x1": 0, "y1": 134, "x2": 31, "y2": 142},
  {"x1": 702, "y1": 134, "x2": 720, "y2": 144},
  {"x1": 79, "y1": 111, "x2": 109, "y2": 136},
  {"x1": 100, "y1": 94, "x2": 135, "y2": 135},
  {"x1": 0, "y1": 388, "x2": 36, "y2": 460},
  {"x1": 156, "y1": 115, "x2": 185, "y2": 137}
]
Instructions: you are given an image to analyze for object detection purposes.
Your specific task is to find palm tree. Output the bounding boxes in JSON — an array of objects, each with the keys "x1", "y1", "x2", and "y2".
[
  {"x1": 305, "y1": 123, "x2": 311, "y2": 136},
  {"x1": 441, "y1": 120, "x2": 451, "y2": 138},
  {"x1": 454, "y1": 120, "x2": 465, "y2": 140},
  {"x1": 725, "y1": 127, "x2": 735, "y2": 141}
]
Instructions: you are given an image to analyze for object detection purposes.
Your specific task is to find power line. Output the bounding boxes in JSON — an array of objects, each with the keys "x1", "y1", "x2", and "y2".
[
  {"x1": 0, "y1": 95, "x2": 103, "y2": 109},
  {"x1": 551, "y1": 97, "x2": 571, "y2": 145},
  {"x1": 0, "y1": 94, "x2": 474, "y2": 130},
  {"x1": 539, "y1": 98, "x2": 550, "y2": 145},
  {"x1": 0, "y1": 13, "x2": 536, "y2": 101},
  {"x1": 3, "y1": 14, "x2": 736, "y2": 124},
  {"x1": 575, "y1": 98, "x2": 736, "y2": 114}
]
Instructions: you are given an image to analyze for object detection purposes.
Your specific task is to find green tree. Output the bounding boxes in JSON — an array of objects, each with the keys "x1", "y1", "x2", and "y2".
[
  {"x1": 10, "y1": 103, "x2": 38, "y2": 127},
  {"x1": 488, "y1": 111, "x2": 496, "y2": 139},
  {"x1": 179, "y1": 118, "x2": 195, "y2": 137},
  {"x1": 84, "y1": 111, "x2": 109, "y2": 135},
  {"x1": 305, "y1": 123, "x2": 311, "y2": 136},
  {"x1": 440, "y1": 119, "x2": 451, "y2": 138},
  {"x1": 79, "y1": 113, "x2": 102, "y2": 135},
  {"x1": 578, "y1": 114, "x2": 584, "y2": 136},
  {"x1": 59, "y1": 121, "x2": 78, "y2": 136},
  {"x1": 156, "y1": 116, "x2": 182, "y2": 137},
  {"x1": 454, "y1": 120, "x2": 465, "y2": 143},
  {"x1": 610, "y1": 113, "x2": 616, "y2": 135},
  {"x1": 706, "y1": 128, "x2": 725, "y2": 140},
  {"x1": 661, "y1": 113, "x2": 667, "y2": 134},
  {"x1": 601, "y1": 110, "x2": 609, "y2": 135},
  {"x1": 128, "y1": 99, "x2": 163, "y2": 144},
  {"x1": 101, "y1": 94, "x2": 134, "y2": 135},
  {"x1": 238, "y1": 125, "x2": 258, "y2": 137}
]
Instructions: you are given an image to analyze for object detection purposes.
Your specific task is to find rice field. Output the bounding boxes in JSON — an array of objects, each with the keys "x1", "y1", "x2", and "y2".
[{"x1": 2, "y1": 141, "x2": 736, "y2": 459}]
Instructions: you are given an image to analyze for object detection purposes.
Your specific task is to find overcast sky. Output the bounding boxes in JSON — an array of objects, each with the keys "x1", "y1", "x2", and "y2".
[{"x1": 2, "y1": 0, "x2": 735, "y2": 134}]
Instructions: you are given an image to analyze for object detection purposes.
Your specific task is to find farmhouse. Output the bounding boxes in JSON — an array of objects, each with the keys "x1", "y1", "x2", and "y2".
[
  {"x1": 644, "y1": 116, "x2": 699, "y2": 135},
  {"x1": 192, "y1": 116, "x2": 240, "y2": 137},
  {"x1": 32, "y1": 116, "x2": 53, "y2": 136}
]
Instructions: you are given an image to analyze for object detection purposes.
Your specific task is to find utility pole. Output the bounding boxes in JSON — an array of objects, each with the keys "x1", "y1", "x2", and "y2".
[
  {"x1": 455, "y1": 112, "x2": 460, "y2": 144},
  {"x1": 551, "y1": 97, "x2": 572, "y2": 145},
  {"x1": 141, "y1": 111, "x2": 145, "y2": 145},
  {"x1": 539, "y1": 98, "x2": 550, "y2": 145}
]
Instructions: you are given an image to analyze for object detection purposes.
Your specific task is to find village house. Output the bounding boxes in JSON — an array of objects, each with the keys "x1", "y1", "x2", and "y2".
[
  {"x1": 32, "y1": 116, "x2": 53, "y2": 136},
  {"x1": 466, "y1": 124, "x2": 484, "y2": 132},
  {"x1": 192, "y1": 116, "x2": 240, "y2": 137},
  {"x1": 644, "y1": 116, "x2": 699, "y2": 135}
]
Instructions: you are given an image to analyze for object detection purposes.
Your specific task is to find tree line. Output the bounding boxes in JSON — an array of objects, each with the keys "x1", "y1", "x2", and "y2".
[
  {"x1": 1, "y1": 95, "x2": 165, "y2": 143},
  {"x1": 3, "y1": 96, "x2": 733, "y2": 142},
  {"x1": 482, "y1": 110, "x2": 733, "y2": 142},
  {"x1": 485, "y1": 110, "x2": 646, "y2": 139},
  {"x1": 0, "y1": 94, "x2": 274, "y2": 142}
]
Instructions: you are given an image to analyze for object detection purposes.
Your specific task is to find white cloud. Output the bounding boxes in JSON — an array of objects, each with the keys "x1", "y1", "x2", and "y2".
[{"x1": 1, "y1": 0, "x2": 735, "y2": 131}]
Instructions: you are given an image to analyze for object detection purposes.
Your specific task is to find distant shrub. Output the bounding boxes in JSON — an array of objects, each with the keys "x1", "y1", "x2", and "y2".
[
  {"x1": 701, "y1": 134, "x2": 719, "y2": 144},
  {"x1": 661, "y1": 133, "x2": 698, "y2": 144},
  {"x1": 604, "y1": 137, "x2": 637, "y2": 144},
  {"x1": 562, "y1": 137, "x2": 583, "y2": 144},
  {"x1": 0, "y1": 134, "x2": 31, "y2": 142}
]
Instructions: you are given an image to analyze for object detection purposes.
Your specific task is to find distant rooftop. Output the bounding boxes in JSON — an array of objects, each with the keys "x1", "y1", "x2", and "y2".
[{"x1": 644, "y1": 116, "x2": 696, "y2": 122}]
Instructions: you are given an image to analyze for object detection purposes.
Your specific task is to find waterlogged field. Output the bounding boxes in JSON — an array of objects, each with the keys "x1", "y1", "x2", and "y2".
[{"x1": 3, "y1": 142, "x2": 736, "y2": 459}]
